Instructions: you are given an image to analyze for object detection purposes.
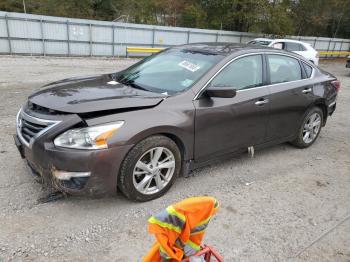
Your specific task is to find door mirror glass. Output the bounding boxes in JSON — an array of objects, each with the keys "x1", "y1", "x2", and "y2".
[{"x1": 205, "y1": 86, "x2": 237, "y2": 98}]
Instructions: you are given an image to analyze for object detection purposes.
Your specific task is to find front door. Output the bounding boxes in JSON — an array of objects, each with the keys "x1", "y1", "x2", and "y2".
[{"x1": 193, "y1": 54, "x2": 270, "y2": 162}]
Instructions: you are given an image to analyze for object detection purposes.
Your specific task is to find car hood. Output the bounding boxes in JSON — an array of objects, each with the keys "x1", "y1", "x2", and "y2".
[{"x1": 28, "y1": 74, "x2": 165, "y2": 114}]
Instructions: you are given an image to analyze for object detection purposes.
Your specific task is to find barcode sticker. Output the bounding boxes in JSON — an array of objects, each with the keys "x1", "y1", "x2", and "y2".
[{"x1": 178, "y1": 60, "x2": 201, "y2": 72}]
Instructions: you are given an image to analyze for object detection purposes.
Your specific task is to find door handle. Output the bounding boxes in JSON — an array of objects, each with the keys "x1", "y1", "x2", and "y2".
[
  {"x1": 302, "y1": 88, "x2": 312, "y2": 94},
  {"x1": 255, "y1": 98, "x2": 269, "y2": 106}
]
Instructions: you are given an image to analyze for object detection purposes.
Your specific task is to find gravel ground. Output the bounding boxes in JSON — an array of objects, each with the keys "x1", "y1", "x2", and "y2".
[{"x1": 0, "y1": 56, "x2": 349, "y2": 262}]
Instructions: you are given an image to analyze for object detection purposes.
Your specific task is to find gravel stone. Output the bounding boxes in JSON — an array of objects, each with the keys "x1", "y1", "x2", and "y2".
[{"x1": 0, "y1": 56, "x2": 349, "y2": 261}]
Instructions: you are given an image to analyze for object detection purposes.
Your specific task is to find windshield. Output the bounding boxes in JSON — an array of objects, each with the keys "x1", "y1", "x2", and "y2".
[
  {"x1": 248, "y1": 40, "x2": 272, "y2": 46},
  {"x1": 116, "y1": 49, "x2": 224, "y2": 95}
]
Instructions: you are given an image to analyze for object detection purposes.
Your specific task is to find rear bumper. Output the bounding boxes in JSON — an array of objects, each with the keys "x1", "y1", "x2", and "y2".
[
  {"x1": 328, "y1": 101, "x2": 336, "y2": 116},
  {"x1": 14, "y1": 133, "x2": 133, "y2": 196}
]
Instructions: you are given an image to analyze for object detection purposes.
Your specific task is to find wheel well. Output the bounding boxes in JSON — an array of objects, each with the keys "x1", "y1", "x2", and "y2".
[
  {"x1": 160, "y1": 133, "x2": 186, "y2": 160},
  {"x1": 314, "y1": 103, "x2": 328, "y2": 125}
]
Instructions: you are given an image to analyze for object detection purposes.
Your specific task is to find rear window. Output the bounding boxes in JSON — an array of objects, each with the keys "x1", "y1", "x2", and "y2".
[
  {"x1": 302, "y1": 62, "x2": 313, "y2": 78},
  {"x1": 267, "y1": 54, "x2": 302, "y2": 84},
  {"x1": 299, "y1": 44, "x2": 306, "y2": 51},
  {"x1": 286, "y1": 42, "x2": 306, "y2": 51},
  {"x1": 285, "y1": 42, "x2": 297, "y2": 51}
]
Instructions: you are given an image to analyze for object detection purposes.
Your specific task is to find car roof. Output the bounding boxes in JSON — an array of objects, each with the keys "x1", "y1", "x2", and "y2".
[
  {"x1": 175, "y1": 42, "x2": 274, "y2": 56},
  {"x1": 172, "y1": 42, "x2": 311, "y2": 64},
  {"x1": 251, "y1": 38, "x2": 273, "y2": 41},
  {"x1": 253, "y1": 38, "x2": 310, "y2": 45},
  {"x1": 273, "y1": 39, "x2": 309, "y2": 44}
]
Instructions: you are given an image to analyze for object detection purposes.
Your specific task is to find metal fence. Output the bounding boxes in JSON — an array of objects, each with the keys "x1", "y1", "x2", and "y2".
[{"x1": 0, "y1": 11, "x2": 349, "y2": 58}]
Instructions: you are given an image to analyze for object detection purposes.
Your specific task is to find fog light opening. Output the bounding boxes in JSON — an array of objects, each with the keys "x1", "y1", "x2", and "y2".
[
  {"x1": 53, "y1": 170, "x2": 91, "y2": 190},
  {"x1": 53, "y1": 170, "x2": 91, "y2": 181}
]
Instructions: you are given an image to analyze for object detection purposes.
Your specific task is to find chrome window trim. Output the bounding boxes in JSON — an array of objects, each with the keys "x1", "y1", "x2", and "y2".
[
  {"x1": 193, "y1": 51, "x2": 315, "y2": 100},
  {"x1": 237, "y1": 77, "x2": 314, "y2": 92},
  {"x1": 16, "y1": 108, "x2": 61, "y2": 148}
]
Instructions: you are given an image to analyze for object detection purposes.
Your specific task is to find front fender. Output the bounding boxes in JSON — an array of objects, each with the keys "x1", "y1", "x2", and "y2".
[
  {"x1": 84, "y1": 98, "x2": 195, "y2": 161},
  {"x1": 125, "y1": 125, "x2": 193, "y2": 160}
]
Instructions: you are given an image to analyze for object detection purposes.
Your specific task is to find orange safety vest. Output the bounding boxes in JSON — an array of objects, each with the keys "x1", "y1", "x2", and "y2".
[{"x1": 142, "y1": 196, "x2": 219, "y2": 262}]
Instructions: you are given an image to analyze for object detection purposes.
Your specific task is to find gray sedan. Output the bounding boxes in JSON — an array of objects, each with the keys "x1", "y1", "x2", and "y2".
[{"x1": 14, "y1": 43, "x2": 340, "y2": 201}]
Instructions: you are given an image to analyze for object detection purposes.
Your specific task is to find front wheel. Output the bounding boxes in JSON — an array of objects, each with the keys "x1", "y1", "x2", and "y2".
[
  {"x1": 291, "y1": 107, "x2": 323, "y2": 148},
  {"x1": 118, "y1": 135, "x2": 181, "y2": 201}
]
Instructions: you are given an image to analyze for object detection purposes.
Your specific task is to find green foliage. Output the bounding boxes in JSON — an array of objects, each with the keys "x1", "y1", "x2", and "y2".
[
  {"x1": 182, "y1": 3, "x2": 207, "y2": 28},
  {"x1": 0, "y1": 0, "x2": 348, "y2": 38}
]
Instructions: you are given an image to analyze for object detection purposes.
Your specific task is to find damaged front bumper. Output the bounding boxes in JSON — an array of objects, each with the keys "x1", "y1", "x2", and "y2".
[{"x1": 14, "y1": 125, "x2": 133, "y2": 196}]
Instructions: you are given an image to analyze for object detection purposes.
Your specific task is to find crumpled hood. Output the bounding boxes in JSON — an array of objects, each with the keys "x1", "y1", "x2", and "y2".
[{"x1": 28, "y1": 74, "x2": 165, "y2": 114}]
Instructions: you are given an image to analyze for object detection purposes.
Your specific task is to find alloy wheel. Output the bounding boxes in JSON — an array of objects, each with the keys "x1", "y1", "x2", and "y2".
[
  {"x1": 132, "y1": 147, "x2": 176, "y2": 195},
  {"x1": 302, "y1": 112, "x2": 321, "y2": 144}
]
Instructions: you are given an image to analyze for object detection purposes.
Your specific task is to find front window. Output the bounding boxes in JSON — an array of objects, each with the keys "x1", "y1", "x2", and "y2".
[
  {"x1": 210, "y1": 55, "x2": 263, "y2": 90},
  {"x1": 116, "y1": 49, "x2": 224, "y2": 95}
]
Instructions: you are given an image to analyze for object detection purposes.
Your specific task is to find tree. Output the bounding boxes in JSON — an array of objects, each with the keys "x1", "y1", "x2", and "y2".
[
  {"x1": 181, "y1": 3, "x2": 206, "y2": 28},
  {"x1": 0, "y1": 0, "x2": 348, "y2": 38},
  {"x1": 290, "y1": 0, "x2": 350, "y2": 38}
]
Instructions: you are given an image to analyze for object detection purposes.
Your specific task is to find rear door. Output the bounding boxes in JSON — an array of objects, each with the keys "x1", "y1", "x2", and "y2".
[
  {"x1": 193, "y1": 54, "x2": 270, "y2": 162},
  {"x1": 266, "y1": 54, "x2": 314, "y2": 141}
]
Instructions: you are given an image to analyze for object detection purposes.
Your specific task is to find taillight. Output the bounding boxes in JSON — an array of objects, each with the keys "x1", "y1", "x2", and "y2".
[{"x1": 331, "y1": 80, "x2": 341, "y2": 92}]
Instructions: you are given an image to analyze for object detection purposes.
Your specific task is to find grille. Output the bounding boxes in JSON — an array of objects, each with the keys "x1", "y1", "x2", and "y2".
[
  {"x1": 17, "y1": 109, "x2": 60, "y2": 146},
  {"x1": 20, "y1": 118, "x2": 48, "y2": 143}
]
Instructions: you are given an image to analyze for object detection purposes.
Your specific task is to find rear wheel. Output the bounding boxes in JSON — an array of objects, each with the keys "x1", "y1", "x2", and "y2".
[
  {"x1": 118, "y1": 135, "x2": 181, "y2": 201},
  {"x1": 291, "y1": 107, "x2": 323, "y2": 148}
]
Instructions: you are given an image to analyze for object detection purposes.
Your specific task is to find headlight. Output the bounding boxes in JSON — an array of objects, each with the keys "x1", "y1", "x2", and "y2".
[{"x1": 54, "y1": 121, "x2": 124, "y2": 150}]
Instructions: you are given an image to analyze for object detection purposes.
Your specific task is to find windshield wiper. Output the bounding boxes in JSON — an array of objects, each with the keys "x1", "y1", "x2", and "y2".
[
  {"x1": 118, "y1": 78, "x2": 150, "y2": 92},
  {"x1": 117, "y1": 71, "x2": 139, "y2": 83}
]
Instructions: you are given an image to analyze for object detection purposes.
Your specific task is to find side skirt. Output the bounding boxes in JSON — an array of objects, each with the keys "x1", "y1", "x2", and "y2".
[{"x1": 186, "y1": 134, "x2": 296, "y2": 175}]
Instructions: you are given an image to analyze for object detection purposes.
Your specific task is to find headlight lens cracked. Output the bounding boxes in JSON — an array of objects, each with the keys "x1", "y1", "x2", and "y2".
[{"x1": 54, "y1": 121, "x2": 124, "y2": 150}]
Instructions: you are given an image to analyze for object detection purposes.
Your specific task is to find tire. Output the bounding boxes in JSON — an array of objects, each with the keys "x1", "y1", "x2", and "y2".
[
  {"x1": 291, "y1": 107, "x2": 323, "y2": 148},
  {"x1": 118, "y1": 135, "x2": 181, "y2": 201}
]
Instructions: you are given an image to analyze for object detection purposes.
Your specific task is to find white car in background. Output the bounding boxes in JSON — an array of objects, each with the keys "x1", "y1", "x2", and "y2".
[{"x1": 248, "y1": 38, "x2": 319, "y2": 65}]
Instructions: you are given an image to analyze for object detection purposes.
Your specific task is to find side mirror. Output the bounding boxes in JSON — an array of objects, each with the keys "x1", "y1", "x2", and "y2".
[{"x1": 205, "y1": 86, "x2": 237, "y2": 98}]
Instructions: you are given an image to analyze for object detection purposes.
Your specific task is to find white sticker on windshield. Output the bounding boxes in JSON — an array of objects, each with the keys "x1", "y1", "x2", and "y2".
[{"x1": 178, "y1": 60, "x2": 201, "y2": 72}]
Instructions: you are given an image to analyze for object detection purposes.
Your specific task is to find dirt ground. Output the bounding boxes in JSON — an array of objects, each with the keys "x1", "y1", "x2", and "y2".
[{"x1": 0, "y1": 56, "x2": 349, "y2": 262}]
